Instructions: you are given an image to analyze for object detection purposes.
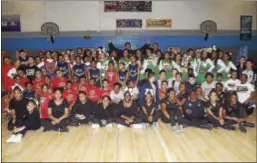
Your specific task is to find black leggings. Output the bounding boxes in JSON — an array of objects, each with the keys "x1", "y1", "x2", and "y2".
[
  {"x1": 138, "y1": 110, "x2": 159, "y2": 125},
  {"x1": 160, "y1": 109, "x2": 182, "y2": 126},
  {"x1": 11, "y1": 118, "x2": 40, "y2": 136},
  {"x1": 41, "y1": 119, "x2": 69, "y2": 131},
  {"x1": 91, "y1": 118, "x2": 115, "y2": 127},
  {"x1": 69, "y1": 114, "x2": 95, "y2": 126},
  {"x1": 116, "y1": 117, "x2": 143, "y2": 127},
  {"x1": 180, "y1": 118, "x2": 208, "y2": 128}
]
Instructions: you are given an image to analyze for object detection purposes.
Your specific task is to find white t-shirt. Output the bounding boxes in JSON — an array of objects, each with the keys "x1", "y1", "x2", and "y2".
[
  {"x1": 201, "y1": 81, "x2": 216, "y2": 98},
  {"x1": 224, "y1": 79, "x2": 240, "y2": 91},
  {"x1": 236, "y1": 82, "x2": 254, "y2": 103},
  {"x1": 110, "y1": 90, "x2": 124, "y2": 103},
  {"x1": 123, "y1": 86, "x2": 139, "y2": 100}
]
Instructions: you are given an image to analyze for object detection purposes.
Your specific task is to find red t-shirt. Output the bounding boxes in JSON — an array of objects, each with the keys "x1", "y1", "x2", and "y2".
[
  {"x1": 63, "y1": 89, "x2": 77, "y2": 105},
  {"x1": 78, "y1": 83, "x2": 90, "y2": 92},
  {"x1": 106, "y1": 68, "x2": 117, "y2": 86},
  {"x1": 87, "y1": 86, "x2": 101, "y2": 102},
  {"x1": 100, "y1": 88, "x2": 111, "y2": 97},
  {"x1": 33, "y1": 78, "x2": 45, "y2": 92},
  {"x1": 2, "y1": 65, "x2": 14, "y2": 90},
  {"x1": 52, "y1": 77, "x2": 67, "y2": 88},
  {"x1": 39, "y1": 91, "x2": 52, "y2": 119},
  {"x1": 72, "y1": 82, "x2": 80, "y2": 92},
  {"x1": 159, "y1": 88, "x2": 166, "y2": 100},
  {"x1": 20, "y1": 77, "x2": 29, "y2": 88}
]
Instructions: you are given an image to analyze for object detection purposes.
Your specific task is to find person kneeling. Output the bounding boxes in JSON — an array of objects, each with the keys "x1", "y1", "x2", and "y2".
[
  {"x1": 93, "y1": 95, "x2": 116, "y2": 128},
  {"x1": 41, "y1": 88, "x2": 70, "y2": 132},
  {"x1": 7, "y1": 100, "x2": 41, "y2": 143},
  {"x1": 181, "y1": 90, "x2": 213, "y2": 130},
  {"x1": 69, "y1": 91, "x2": 95, "y2": 126}
]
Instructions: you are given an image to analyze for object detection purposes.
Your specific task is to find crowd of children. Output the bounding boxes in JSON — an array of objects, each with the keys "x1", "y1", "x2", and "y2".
[{"x1": 2, "y1": 40, "x2": 256, "y2": 143}]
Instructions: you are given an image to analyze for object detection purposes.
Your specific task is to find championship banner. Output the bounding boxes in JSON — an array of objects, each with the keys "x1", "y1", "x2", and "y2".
[
  {"x1": 1, "y1": 15, "x2": 21, "y2": 32},
  {"x1": 240, "y1": 16, "x2": 252, "y2": 40},
  {"x1": 116, "y1": 19, "x2": 142, "y2": 28},
  {"x1": 104, "y1": 1, "x2": 152, "y2": 12},
  {"x1": 146, "y1": 19, "x2": 172, "y2": 28}
]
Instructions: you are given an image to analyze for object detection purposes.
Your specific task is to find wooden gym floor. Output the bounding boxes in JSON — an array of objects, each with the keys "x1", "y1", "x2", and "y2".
[{"x1": 2, "y1": 96, "x2": 257, "y2": 162}]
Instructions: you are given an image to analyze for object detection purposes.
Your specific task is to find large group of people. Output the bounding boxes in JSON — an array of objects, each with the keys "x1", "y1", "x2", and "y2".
[{"x1": 2, "y1": 40, "x2": 256, "y2": 143}]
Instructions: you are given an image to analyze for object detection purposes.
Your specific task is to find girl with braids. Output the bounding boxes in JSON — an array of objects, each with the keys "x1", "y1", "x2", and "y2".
[
  {"x1": 158, "y1": 52, "x2": 172, "y2": 73},
  {"x1": 197, "y1": 50, "x2": 215, "y2": 84}
]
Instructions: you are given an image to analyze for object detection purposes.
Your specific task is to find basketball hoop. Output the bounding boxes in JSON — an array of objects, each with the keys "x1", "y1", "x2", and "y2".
[{"x1": 41, "y1": 22, "x2": 59, "y2": 43}]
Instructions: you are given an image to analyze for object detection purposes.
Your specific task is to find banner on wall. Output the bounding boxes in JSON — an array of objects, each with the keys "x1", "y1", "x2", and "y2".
[
  {"x1": 104, "y1": 1, "x2": 152, "y2": 12},
  {"x1": 116, "y1": 19, "x2": 142, "y2": 28},
  {"x1": 146, "y1": 19, "x2": 172, "y2": 28},
  {"x1": 240, "y1": 16, "x2": 252, "y2": 40},
  {"x1": 1, "y1": 15, "x2": 21, "y2": 32}
]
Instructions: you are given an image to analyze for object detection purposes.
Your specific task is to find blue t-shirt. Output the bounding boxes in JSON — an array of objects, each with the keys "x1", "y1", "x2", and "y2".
[
  {"x1": 118, "y1": 70, "x2": 128, "y2": 82},
  {"x1": 73, "y1": 64, "x2": 85, "y2": 78},
  {"x1": 89, "y1": 68, "x2": 100, "y2": 81},
  {"x1": 57, "y1": 62, "x2": 69, "y2": 78},
  {"x1": 128, "y1": 64, "x2": 139, "y2": 81}
]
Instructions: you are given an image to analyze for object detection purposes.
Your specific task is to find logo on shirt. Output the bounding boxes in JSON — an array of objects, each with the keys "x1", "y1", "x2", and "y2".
[{"x1": 236, "y1": 86, "x2": 248, "y2": 93}]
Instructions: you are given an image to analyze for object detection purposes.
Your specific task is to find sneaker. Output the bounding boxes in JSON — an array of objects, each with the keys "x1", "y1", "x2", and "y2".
[
  {"x1": 200, "y1": 124, "x2": 213, "y2": 130},
  {"x1": 60, "y1": 126, "x2": 69, "y2": 132},
  {"x1": 6, "y1": 134, "x2": 16, "y2": 143},
  {"x1": 222, "y1": 125, "x2": 236, "y2": 131},
  {"x1": 242, "y1": 121, "x2": 255, "y2": 128},
  {"x1": 132, "y1": 124, "x2": 143, "y2": 129},
  {"x1": 178, "y1": 125, "x2": 184, "y2": 132},
  {"x1": 12, "y1": 134, "x2": 22, "y2": 143},
  {"x1": 239, "y1": 124, "x2": 247, "y2": 133},
  {"x1": 106, "y1": 123, "x2": 112, "y2": 128},
  {"x1": 172, "y1": 126, "x2": 180, "y2": 132},
  {"x1": 117, "y1": 124, "x2": 125, "y2": 128},
  {"x1": 92, "y1": 124, "x2": 100, "y2": 128}
]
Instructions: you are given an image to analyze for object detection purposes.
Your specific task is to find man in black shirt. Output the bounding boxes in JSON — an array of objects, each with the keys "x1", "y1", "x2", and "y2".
[
  {"x1": 69, "y1": 91, "x2": 95, "y2": 126},
  {"x1": 25, "y1": 56, "x2": 39, "y2": 81},
  {"x1": 181, "y1": 90, "x2": 213, "y2": 130},
  {"x1": 8, "y1": 87, "x2": 29, "y2": 130}
]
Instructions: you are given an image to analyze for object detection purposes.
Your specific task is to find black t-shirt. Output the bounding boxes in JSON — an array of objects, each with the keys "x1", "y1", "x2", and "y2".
[
  {"x1": 118, "y1": 101, "x2": 138, "y2": 117},
  {"x1": 19, "y1": 57, "x2": 28, "y2": 70},
  {"x1": 183, "y1": 99, "x2": 205, "y2": 119},
  {"x1": 95, "y1": 103, "x2": 115, "y2": 119},
  {"x1": 205, "y1": 101, "x2": 223, "y2": 117},
  {"x1": 24, "y1": 108, "x2": 41, "y2": 130},
  {"x1": 9, "y1": 97, "x2": 29, "y2": 119},
  {"x1": 48, "y1": 99, "x2": 69, "y2": 118},
  {"x1": 141, "y1": 102, "x2": 156, "y2": 116},
  {"x1": 177, "y1": 92, "x2": 188, "y2": 101},
  {"x1": 72, "y1": 99, "x2": 95, "y2": 117},
  {"x1": 226, "y1": 102, "x2": 245, "y2": 118},
  {"x1": 161, "y1": 98, "x2": 179, "y2": 112},
  {"x1": 25, "y1": 65, "x2": 39, "y2": 81}
]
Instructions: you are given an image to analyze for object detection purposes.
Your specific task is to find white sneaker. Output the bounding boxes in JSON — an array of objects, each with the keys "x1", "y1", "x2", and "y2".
[
  {"x1": 6, "y1": 134, "x2": 16, "y2": 143},
  {"x1": 172, "y1": 126, "x2": 180, "y2": 133},
  {"x1": 178, "y1": 125, "x2": 184, "y2": 132},
  {"x1": 106, "y1": 124, "x2": 112, "y2": 128},
  {"x1": 117, "y1": 124, "x2": 125, "y2": 128},
  {"x1": 92, "y1": 124, "x2": 100, "y2": 128},
  {"x1": 132, "y1": 124, "x2": 143, "y2": 128},
  {"x1": 12, "y1": 134, "x2": 22, "y2": 143}
]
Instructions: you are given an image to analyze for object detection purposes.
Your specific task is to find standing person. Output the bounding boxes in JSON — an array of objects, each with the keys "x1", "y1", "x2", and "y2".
[
  {"x1": 160, "y1": 88, "x2": 183, "y2": 132},
  {"x1": 63, "y1": 81, "x2": 77, "y2": 109},
  {"x1": 105, "y1": 61, "x2": 118, "y2": 87},
  {"x1": 39, "y1": 84, "x2": 52, "y2": 119},
  {"x1": 6, "y1": 100, "x2": 41, "y2": 143},
  {"x1": 69, "y1": 91, "x2": 95, "y2": 126},
  {"x1": 201, "y1": 72, "x2": 216, "y2": 99},
  {"x1": 86, "y1": 79, "x2": 101, "y2": 102},
  {"x1": 23, "y1": 82, "x2": 37, "y2": 101},
  {"x1": 242, "y1": 59, "x2": 257, "y2": 85},
  {"x1": 32, "y1": 70, "x2": 45, "y2": 94},
  {"x1": 110, "y1": 83, "x2": 124, "y2": 104},
  {"x1": 222, "y1": 52, "x2": 237, "y2": 81},
  {"x1": 72, "y1": 56, "x2": 86, "y2": 79},
  {"x1": 185, "y1": 75, "x2": 199, "y2": 94},
  {"x1": 224, "y1": 70, "x2": 240, "y2": 92},
  {"x1": 181, "y1": 90, "x2": 213, "y2": 130},
  {"x1": 119, "y1": 50, "x2": 130, "y2": 68},
  {"x1": 25, "y1": 56, "x2": 38, "y2": 82},
  {"x1": 171, "y1": 53, "x2": 183, "y2": 73},
  {"x1": 88, "y1": 60, "x2": 102, "y2": 87},
  {"x1": 159, "y1": 80, "x2": 168, "y2": 100},
  {"x1": 236, "y1": 74, "x2": 255, "y2": 115},
  {"x1": 237, "y1": 56, "x2": 246, "y2": 79},
  {"x1": 93, "y1": 95, "x2": 116, "y2": 128},
  {"x1": 2, "y1": 57, "x2": 15, "y2": 91},
  {"x1": 223, "y1": 92, "x2": 255, "y2": 133},
  {"x1": 8, "y1": 87, "x2": 29, "y2": 131},
  {"x1": 158, "y1": 52, "x2": 172, "y2": 72},
  {"x1": 52, "y1": 69, "x2": 68, "y2": 88},
  {"x1": 116, "y1": 91, "x2": 141, "y2": 128},
  {"x1": 157, "y1": 70, "x2": 173, "y2": 88},
  {"x1": 57, "y1": 54, "x2": 71, "y2": 79},
  {"x1": 17, "y1": 49, "x2": 28, "y2": 70},
  {"x1": 171, "y1": 72, "x2": 183, "y2": 93},
  {"x1": 78, "y1": 76, "x2": 89, "y2": 92},
  {"x1": 139, "y1": 71, "x2": 160, "y2": 107},
  {"x1": 41, "y1": 88, "x2": 70, "y2": 132},
  {"x1": 123, "y1": 80, "x2": 139, "y2": 101},
  {"x1": 197, "y1": 51, "x2": 215, "y2": 84},
  {"x1": 117, "y1": 62, "x2": 128, "y2": 87},
  {"x1": 100, "y1": 79, "x2": 111, "y2": 97},
  {"x1": 205, "y1": 90, "x2": 235, "y2": 130},
  {"x1": 41, "y1": 51, "x2": 57, "y2": 78},
  {"x1": 97, "y1": 52, "x2": 110, "y2": 78},
  {"x1": 128, "y1": 55, "x2": 140, "y2": 86}
]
